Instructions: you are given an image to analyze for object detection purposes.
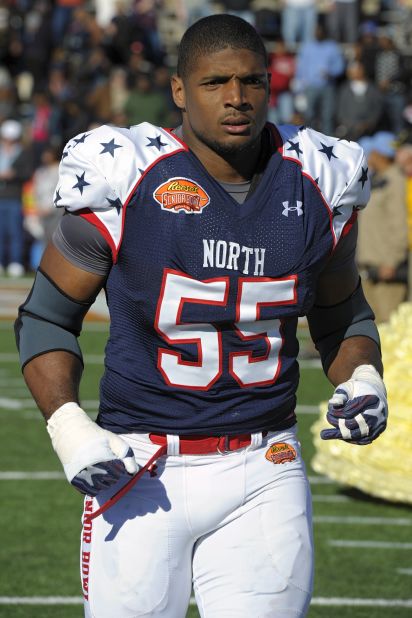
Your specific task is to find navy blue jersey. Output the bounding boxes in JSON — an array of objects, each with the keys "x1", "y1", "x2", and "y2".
[{"x1": 55, "y1": 122, "x2": 370, "y2": 434}]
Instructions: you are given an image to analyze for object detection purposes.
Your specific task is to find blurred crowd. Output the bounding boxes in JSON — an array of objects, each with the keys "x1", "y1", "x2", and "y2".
[{"x1": 0, "y1": 0, "x2": 412, "y2": 323}]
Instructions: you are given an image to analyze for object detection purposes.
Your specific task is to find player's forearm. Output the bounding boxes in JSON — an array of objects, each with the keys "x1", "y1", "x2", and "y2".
[
  {"x1": 23, "y1": 351, "x2": 83, "y2": 421},
  {"x1": 326, "y1": 335, "x2": 383, "y2": 387}
]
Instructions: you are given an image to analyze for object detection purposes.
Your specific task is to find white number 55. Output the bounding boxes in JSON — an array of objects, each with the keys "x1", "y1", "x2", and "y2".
[{"x1": 155, "y1": 269, "x2": 297, "y2": 390}]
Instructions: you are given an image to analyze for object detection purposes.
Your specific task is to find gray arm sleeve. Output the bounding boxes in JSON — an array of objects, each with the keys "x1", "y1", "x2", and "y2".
[
  {"x1": 307, "y1": 279, "x2": 380, "y2": 373},
  {"x1": 307, "y1": 225, "x2": 380, "y2": 373},
  {"x1": 52, "y1": 213, "x2": 112, "y2": 276},
  {"x1": 14, "y1": 269, "x2": 96, "y2": 369},
  {"x1": 323, "y1": 223, "x2": 357, "y2": 274}
]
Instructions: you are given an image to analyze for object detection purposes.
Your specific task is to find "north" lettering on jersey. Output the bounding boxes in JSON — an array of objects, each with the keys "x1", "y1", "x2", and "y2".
[{"x1": 203, "y1": 239, "x2": 266, "y2": 275}]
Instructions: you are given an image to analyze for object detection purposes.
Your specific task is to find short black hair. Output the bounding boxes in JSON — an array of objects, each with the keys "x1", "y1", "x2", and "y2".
[{"x1": 177, "y1": 14, "x2": 268, "y2": 79}]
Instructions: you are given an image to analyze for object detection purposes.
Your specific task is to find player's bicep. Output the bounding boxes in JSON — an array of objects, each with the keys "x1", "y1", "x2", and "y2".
[
  {"x1": 40, "y1": 242, "x2": 106, "y2": 302},
  {"x1": 314, "y1": 222, "x2": 359, "y2": 306}
]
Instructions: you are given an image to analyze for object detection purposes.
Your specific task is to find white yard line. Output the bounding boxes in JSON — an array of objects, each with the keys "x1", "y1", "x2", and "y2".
[
  {"x1": 315, "y1": 516, "x2": 412, "y2": 526},
  {"x1": 0, "y1": 398, "x2": 100, "y2": 411},
  {"x1": 330, "y1": 540, "x2": 412, "y2": 549},
  {"x1": 0, "y1": 596, "x2": 411, "y2": 608},
  {"x1": 0, "y1": 472, "x2": 64, "y2": 479},
  {"x1": 0, "y1": 597, "x2": 82, "y2": 605},
  {"x1": 308, "y1": 475, "x2": 336, "y2": 485},
  {"x1": 310, "y1": 597, "x2": 412, "y2": 608},
  {"x1": 397, "y1": 568, "x2": 412, "y2": 575}
]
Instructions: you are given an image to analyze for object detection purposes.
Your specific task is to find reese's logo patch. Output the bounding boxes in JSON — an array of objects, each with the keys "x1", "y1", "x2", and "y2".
[
  {"x1": 153, "y1": 177, "x2": 210, "y2": 214},
  {"x1": 265, "y1": 442, "x2": 297, "y2": 464}
]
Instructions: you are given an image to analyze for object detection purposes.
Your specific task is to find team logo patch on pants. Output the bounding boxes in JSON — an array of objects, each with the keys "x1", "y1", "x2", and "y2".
[{"x1": 265, "y1": 442, "x2": 297, "y2": 464}]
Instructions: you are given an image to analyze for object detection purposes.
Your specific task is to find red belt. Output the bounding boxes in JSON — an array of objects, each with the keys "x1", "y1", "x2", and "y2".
[{"x1": 149, "y1": 432, "x2": 267, "y2": 454}]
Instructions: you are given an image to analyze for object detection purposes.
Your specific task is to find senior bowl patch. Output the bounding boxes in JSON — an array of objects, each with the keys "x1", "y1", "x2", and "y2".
[
  {"x1": 265, "y1": 442, "x2": 297, "y2": 464},
  {"x1": 153, "y1": 177, "x2": 210, "y2": 214}
]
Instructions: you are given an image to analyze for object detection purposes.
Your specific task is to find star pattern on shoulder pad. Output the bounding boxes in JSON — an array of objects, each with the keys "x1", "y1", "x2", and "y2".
[
  {"x1": 287, "y1": 140, "x2": 303, "y2": 157},
  {"x1": 318, "y1": 142, "x2": 338, "y2": 161},
  {"x1": 73, "y1": 133, "x2": 91, "y2": 147},
  {"x1": 146, "y1": 135, "x2": 167, "y2": 151},
  {"x1": 106, "y1": 196, "x2": 122, "y2": 214},
  {"x1": 61, "y1": 144, "x2": 72, "y2": 161},
  {"x1": 358, "y1": 166, "x2": 369, "y2": 188},
  {"x1": 100, "y1": 138, "x2": 123, "y2": 157},
  {"x1": 54, "y1": 188, "x2": 63, "y2": 207},
  {"x1": 72, "y1": 171, "x2": 90, "y2": 195},
  {"x1": 332, "y1": 206, "x2": 342, "y2": 218}
]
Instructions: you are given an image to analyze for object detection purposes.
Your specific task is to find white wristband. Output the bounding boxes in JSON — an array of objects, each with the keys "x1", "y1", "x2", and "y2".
[
  {"x1": 47, "y1": 402, "x2": 102, "y2": 465},
  {"x1": 46, "y1": 401, "x2": 138, "y2": 483},
  {"x1": 351, "y1": 365, "x2": 386, "y2": 398}
]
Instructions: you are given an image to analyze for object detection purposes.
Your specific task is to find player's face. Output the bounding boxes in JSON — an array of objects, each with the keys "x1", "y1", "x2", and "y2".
[{"x1": 172, "y1": 48, "x2": 270, "y2": 157}]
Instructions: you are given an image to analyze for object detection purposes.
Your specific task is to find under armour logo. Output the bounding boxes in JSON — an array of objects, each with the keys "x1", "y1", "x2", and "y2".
[{"x1": 282, "y1": 201, "x2": 303, "y2": 217}]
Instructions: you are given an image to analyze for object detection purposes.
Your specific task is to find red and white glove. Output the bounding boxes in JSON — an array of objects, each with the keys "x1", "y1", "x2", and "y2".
[
  {"x1": 321, "y1": 365, "x2": 388, "y2": 445},
  {"x1": 47, "y1": 402, "x2": 139, "y2": 496}
]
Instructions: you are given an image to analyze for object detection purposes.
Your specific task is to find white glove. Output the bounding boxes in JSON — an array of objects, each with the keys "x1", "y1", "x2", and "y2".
[
  {"x1": 321, "y1": 365, "x2": 388, "y2": 445},
  {"x1": 47, "y1": 402, "x2": 139, "y2": 496}
]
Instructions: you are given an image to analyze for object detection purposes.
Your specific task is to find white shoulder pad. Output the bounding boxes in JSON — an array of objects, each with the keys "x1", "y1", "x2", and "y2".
[
  {"x1": 53, "y1": 123, "x2": 185, "y2": 257},
  {"x1": 278, "y1": 125, "x2": 370, "y2": 244}
]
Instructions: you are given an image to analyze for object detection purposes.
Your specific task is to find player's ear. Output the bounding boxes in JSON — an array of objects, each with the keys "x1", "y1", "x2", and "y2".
[{"x1": 171, "y1": 75, "x2": 186, "y2": 112}]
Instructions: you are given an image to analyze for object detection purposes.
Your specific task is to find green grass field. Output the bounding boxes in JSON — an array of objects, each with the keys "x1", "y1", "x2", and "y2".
[{"x1": 0, "y1": 318, "x2": 411, "y2": 618}]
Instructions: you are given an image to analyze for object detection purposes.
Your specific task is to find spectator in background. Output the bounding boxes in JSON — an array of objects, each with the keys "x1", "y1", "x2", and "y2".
[
  {"x1": 0, "y1": 119, "x2": 34, "y2": 276},
  {"x1": 58, "y1": 98, "x2": 89, "y2": 145},
  {"x1": 267, "y1": 37, "x2": 296, "y2": 125},
  {"x1": 76, "y1": 45, "x2": 112, "y2": 97},
  {"x1": 30, "y1": 92, "x2": 56, "y2": 166},
  {"x1": 86, "y1": 66, "x2": 130, "y2": 124},
  {"x1": 24, "y1": 145, "x2": 61, "y2": 269},
  {"x1": 220, "y1": 0, "x2": 255, "y2": 25},
  {"x1": 335, "y1": 60, "x2": 383, "y2": 141},
  {"x1": 357, "y1": 132, "x2": 408, "y2": 323},
  {"x1": 325, "y1": 0, "x2": 359, "y2": 45},
  {"x1": 153, "y1": 64, "x2": 181, "y2": 128},
  {"x1": 355, "y1": 20, "x2": 380, "y2": 81},
  {"x1": 62, "y1": 6, "x2": 103, "y2": 69},
  {"x1": 375, "y1": 29, "x2": 408, "y2": 135},
  {"x1": 51, "y1": 0, "x2": 86, "y2": 48},
  {"x1": 94, "y1": 0, "x2": 132, "y2": 29},
  {"x1": 48, "y1": 64, "x2": 74, "y2": 106},
  {"x1": 0, "y1": 67, "x2": 17, "y2": 124},
  {"x1": 123, "y1": 71, "x2": 171, "y2": 127},
  {"x1": 281, "y1": 0, "x2": 317, "y2": 49},
  {"x1": 133, "y1": 0, "x2": 165, "y2": 65},
  {"x1": 181, "y1": 0, "x2": 215, "y2": 27},
  {"x1": 20, "y1": 1, "x2": 53, "y2": 92},
  {"x1": 295, "y1": 22, "x2": 344, "y2": 134}
]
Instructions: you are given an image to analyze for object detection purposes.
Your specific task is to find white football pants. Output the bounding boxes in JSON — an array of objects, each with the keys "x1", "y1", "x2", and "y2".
[{"x1": 82, "y1": 426, "x2": 313, "y2": 618}]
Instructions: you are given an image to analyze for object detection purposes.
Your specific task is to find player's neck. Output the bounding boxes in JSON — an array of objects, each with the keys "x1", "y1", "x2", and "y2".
[{"x1": 179, "y1": 127, "x2": 266, "y2": 183}]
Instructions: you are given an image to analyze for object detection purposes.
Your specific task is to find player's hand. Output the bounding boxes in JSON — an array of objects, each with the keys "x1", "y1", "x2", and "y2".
[
  {"x1": 47, "y1": 402, "x2": 139, "y2": 496},
  {"x1": 321, "y1": 365, "x2": 388, "y2": 445}
]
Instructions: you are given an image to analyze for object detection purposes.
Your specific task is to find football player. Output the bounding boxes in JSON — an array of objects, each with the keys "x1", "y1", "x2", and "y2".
[{"x1": 15, "y1": 14, "x2": 387, "y2": 618}]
